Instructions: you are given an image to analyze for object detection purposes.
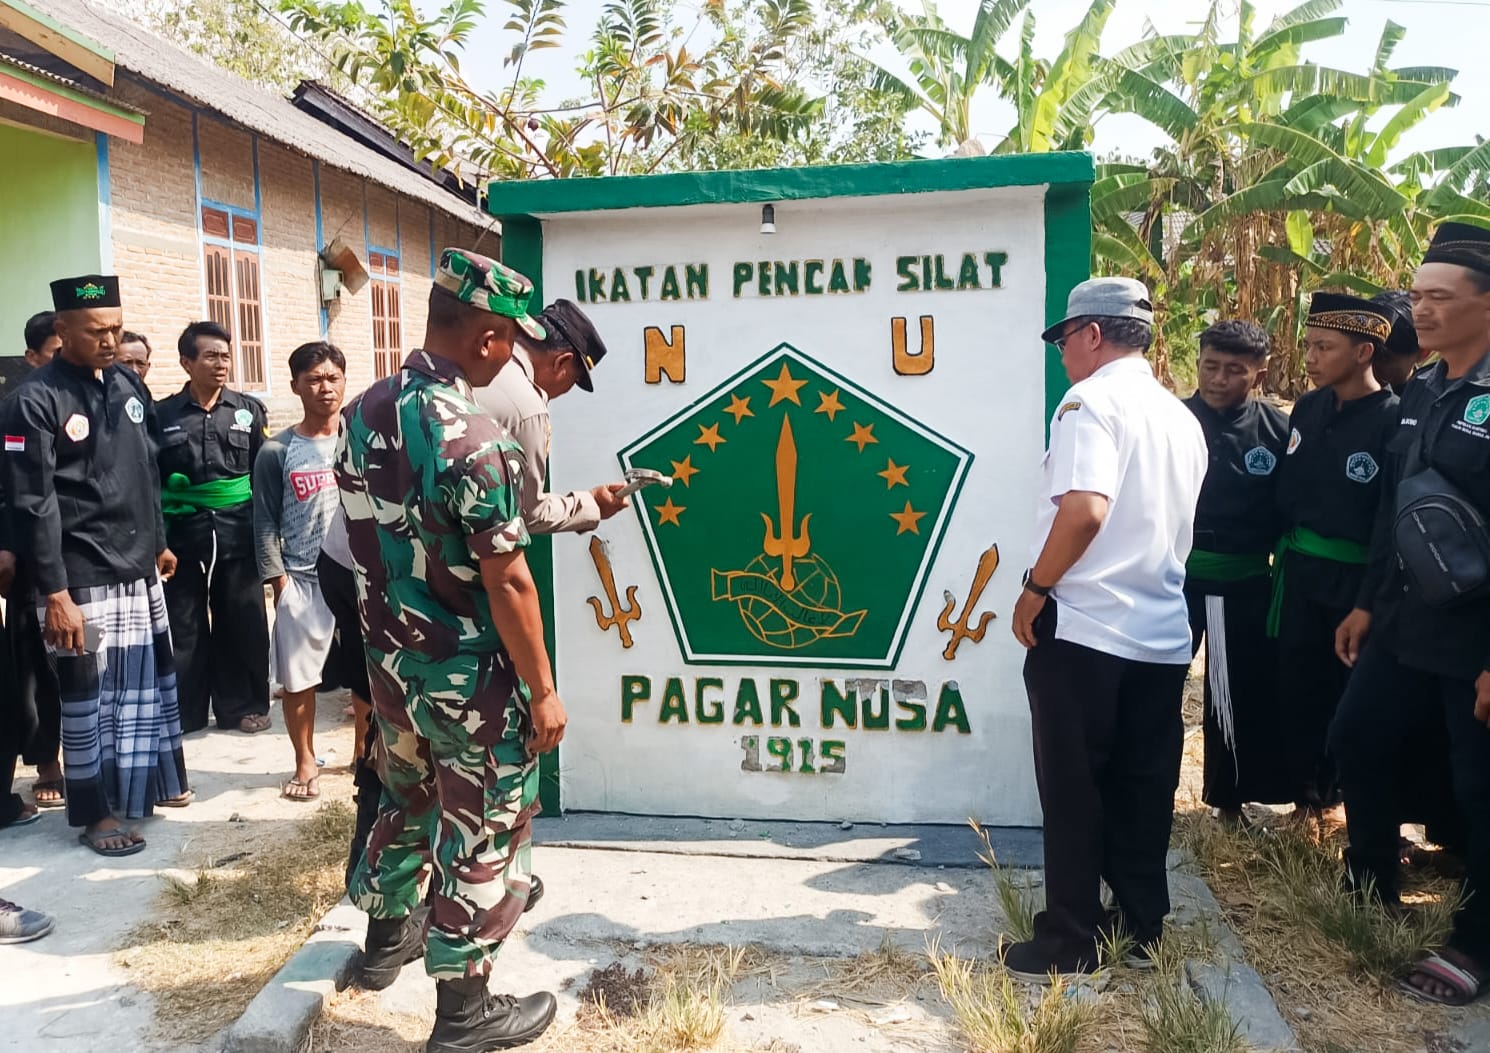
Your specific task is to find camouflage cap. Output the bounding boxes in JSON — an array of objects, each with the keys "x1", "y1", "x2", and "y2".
[{"x1": 434, "y1": 248, "x2": 546, "y2": 340}]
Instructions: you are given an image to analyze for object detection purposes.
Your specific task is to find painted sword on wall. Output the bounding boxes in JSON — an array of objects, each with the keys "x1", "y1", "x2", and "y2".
[
  {"x1": 936, "y1": 543, "x2": 999, "y2": 660},
  {"x1": 586, "y1": 535, "x2": 641, "y2": 648}
]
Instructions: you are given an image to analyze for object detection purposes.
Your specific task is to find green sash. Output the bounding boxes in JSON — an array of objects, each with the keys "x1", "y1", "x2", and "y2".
[
  {"x1": 161, "y1": 472, "x2": 251, "y2": 519},
  {"x1": 1186, "y1": 549, "x2": 1270, "y2": 583},
  {"x1": 1265, "y1": 526, "x2": 1369, "y2": 637}
]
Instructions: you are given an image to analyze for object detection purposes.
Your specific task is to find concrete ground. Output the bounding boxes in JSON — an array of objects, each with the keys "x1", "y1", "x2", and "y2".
[{"x1": 0, "y1": 693, "x2": 356, "y2": 1053}]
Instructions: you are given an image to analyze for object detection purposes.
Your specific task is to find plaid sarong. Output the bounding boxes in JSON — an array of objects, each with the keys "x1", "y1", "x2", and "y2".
[{"x1": 42, "y1": 578, "x2": 189, "y2": 826}]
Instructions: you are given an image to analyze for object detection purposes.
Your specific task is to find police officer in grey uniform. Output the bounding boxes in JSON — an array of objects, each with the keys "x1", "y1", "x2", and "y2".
[{"x1": 475, "y1": 299, "x2": 629, "y2": 532}]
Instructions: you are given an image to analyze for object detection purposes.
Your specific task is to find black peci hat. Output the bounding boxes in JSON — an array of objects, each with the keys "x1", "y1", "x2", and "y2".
[
  {"x1": 536, "y1": 299, "x2": 608, "y2": 393},
  {"x1": 1305, "y1": 292, "x2": 1393, "y2": 343},
  {"x1": 50, "y1": 275, "x2": 120, "y2": 311},
  {"x1": 1370, "y1": 290, "x2": 1418, "y2": 359},
  {"x1": 1423, "y1": 221, "x2": 1490, "y2": 277}
]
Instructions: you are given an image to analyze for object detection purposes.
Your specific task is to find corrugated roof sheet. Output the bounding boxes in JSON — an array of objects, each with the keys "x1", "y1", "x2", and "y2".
[{"x1": 26, "y1": 0, "x2": 493, "y2": 229}]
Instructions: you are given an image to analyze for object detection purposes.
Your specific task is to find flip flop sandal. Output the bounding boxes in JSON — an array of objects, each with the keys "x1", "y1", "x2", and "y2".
[
  {"x1": 79, "y1": 828, "x2": 146, "y2": 857},
  {"x1": 1, "y1": 810, "x2": 42, "y2": 830},
  {"x1": 238, "y1": 715, "x2": 272, "y2": 734},
  {"x1": 281, "y1": 777, "x2": 320, "y2": 802},
  {"x1": 157, "y1": 790, "x2": 194, "y2": 808},
  {"x1": 31, "y1": 780, "x2": 65, "y2": 810},
  {"x1": 1399, "y1": 953, "x2": 1484, "y2": 1006}
]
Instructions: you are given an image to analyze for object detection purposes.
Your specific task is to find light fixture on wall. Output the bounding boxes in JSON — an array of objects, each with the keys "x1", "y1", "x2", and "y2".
[{"x1": 760, "y1": 203, "x2": 776, "y2": 235}]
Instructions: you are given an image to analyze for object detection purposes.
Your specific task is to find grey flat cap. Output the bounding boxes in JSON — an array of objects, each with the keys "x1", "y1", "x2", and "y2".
[{"x1": 1041, "y1": 277, "x2": 1154, "y2": 343}]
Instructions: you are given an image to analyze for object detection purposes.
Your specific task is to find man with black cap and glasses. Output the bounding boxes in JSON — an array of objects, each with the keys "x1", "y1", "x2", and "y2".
[
  {"x1": 1004, "y1": 277, "x2": 1207, "y2": 981},
  {"x1": 1331, "y1": 222, "x2": 1490, "y2": 1008},
  {"x1": 475, "y1": 299, "x2": 630, "y2": 534}
]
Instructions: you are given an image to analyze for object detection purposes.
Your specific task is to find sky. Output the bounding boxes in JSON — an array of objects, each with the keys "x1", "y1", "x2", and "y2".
[{"x1": 457, "y1": 0, "x2": 1490, "y2": 161}]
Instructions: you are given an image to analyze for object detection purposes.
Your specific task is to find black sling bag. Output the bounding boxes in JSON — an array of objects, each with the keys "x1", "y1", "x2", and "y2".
[{"x1": 1392, "y1": 405, "x2": 1490, "y2": 607}]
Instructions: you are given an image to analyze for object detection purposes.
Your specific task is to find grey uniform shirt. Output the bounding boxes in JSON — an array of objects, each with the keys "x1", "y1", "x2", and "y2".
[{"x1": 474, "y1": 346, "x2": 601, "y2": 535}]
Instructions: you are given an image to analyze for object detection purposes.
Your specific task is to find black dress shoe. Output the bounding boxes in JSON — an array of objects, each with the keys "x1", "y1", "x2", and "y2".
[
  {"x1": 427, "y1": 975, "x2": 556, "y2": 1052},
  {"x1": 359, "y1": 903, "x2": 429, "y2": 990}
]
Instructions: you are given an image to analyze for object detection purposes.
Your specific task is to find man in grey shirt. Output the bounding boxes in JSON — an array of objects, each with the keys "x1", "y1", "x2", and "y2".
[{"x1": 475, "y1": 299, "x2": 629, "y2": 531}]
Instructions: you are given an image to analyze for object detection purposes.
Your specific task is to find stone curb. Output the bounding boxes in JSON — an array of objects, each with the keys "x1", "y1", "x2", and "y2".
[
  {"x1": 1168, "y1": 852, "x2": 1303, "y2": 1053},
  {"x1": 221, "y1": 900, "x2": 366, "y2": 1053}
]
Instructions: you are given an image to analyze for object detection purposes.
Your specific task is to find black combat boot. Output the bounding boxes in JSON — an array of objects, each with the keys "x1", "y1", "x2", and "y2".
[
  {"x1": 427, "y1": 975, "x2": 556, "y2": 1052},
  {"x1": 358, "y1": 903, "x2": 429, "y2": 990},
  {"x1": 524, "y1": 874, "x2": 544, "y2": 913}
]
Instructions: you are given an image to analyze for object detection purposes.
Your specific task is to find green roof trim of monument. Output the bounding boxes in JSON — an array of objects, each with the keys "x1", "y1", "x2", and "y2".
[{"x1": 486, "y1": 152, "x2": 1095, "y2": 218}]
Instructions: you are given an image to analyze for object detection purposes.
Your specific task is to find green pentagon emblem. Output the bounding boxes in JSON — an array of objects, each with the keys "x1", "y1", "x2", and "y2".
[
  {"x1": 76, "y1": 282, "x2": 106, "y2": 300},
  {"x1": 1465, "y1": 393, "x2": 1490, "y2": 427},
  {"x1": 620, "y1": 344, "x2": 971, "y2": 668}
]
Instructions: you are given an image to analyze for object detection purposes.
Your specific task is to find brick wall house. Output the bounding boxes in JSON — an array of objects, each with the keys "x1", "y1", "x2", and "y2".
[{"x1": 1, "y1": 0, "x2": 498, "y2": 427}]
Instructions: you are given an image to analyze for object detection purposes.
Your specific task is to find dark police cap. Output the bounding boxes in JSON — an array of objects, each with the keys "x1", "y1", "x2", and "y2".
[
  {"x1": 536, "y1": 299, "x2": 608, "y2": 393},
  {"x1": 1423, "y1": 221, "x2": 1490, "y2": 277},
  {"x1": 50, "y1": 275, "x2": 121, "y2": 311},
  {"x1": 1305, "y1": 291, "x2": 1392, "y2": 343}
]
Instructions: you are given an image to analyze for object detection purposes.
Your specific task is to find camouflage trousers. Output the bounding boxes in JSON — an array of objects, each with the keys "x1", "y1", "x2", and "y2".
[{"x1": 348, "y1": 647, "x2": 539, "y2": 980}]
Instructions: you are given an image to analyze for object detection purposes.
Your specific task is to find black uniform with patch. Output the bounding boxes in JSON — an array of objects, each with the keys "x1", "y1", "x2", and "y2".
[
  {"x1": 1331, "y1": 352, "x2": 1490, "y2": 963},
  {"x1": 1184, "y1": 394, "x2": 1292, "y2": 809},
  {"x1": 153, "y1": 386, "x2": 270, "y2": 732},
  {"x1": 0, "y1": 385, "x2": 62, "y2": 784},
  {"x1": 1275, "y1": 386, "x2": 1399, "y2": 807},
  {"x1": 2, "y1": 359, "x2": 167, "y2": 820}
]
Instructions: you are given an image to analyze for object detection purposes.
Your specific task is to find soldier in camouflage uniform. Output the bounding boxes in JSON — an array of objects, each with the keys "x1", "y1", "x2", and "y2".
[{"x1": 336, "y1": 248, "x2": 567, "y2": 1053}]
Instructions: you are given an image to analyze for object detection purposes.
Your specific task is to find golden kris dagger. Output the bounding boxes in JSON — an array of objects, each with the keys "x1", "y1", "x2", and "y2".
[{"x1": 761, "y1": 415, "x2": 812, "y2": 591}]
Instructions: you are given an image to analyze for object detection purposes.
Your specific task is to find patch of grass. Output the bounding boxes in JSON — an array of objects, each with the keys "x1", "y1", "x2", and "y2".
[
  {"x1": 971, "y1": 819, "x2": 1043, "y2": 944},
  {"x1": 1257, "y1": 825, "x2": 1458, "y2": 984},
  {"x1": 928, "y1": 942, "x2": 1092, "y2": 1053},
  {"x1": 118, "y1": 800, "x2": 356, "y2": 1042},
  {"x1": 1137, "y1": 937, "x2": 1245, "y2": 1053},
  {"x1": 632, "y1": 973, "x2": 729, "y2": 1051}
]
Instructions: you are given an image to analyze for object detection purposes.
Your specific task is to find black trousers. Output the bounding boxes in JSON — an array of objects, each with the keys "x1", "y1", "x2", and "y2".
[
  {"x1": 1023, "y1": 604, "x2": 1187, "y2": 966},
  {"x1": 5, "y1": 572, "x2": 61, "y2": 769},
  {"x1": 1330, "y1": 642, "x2": 1490, "y2": 962},
  {"x1": 1275, "y1": 582, "x2": 1352, "y2": 808},
  {"x1": 165, "y1": 551, "x2": 269, "y2": 732},
  {"x1": 1186, "y1": 576, "x2": 1292, "y2": 809}
]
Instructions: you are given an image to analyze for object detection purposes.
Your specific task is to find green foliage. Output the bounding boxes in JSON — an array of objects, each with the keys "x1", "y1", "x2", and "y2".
[
  {"x1": 277, "y1": 0, "x2": 921, "y2": 180},
  {"x1": 127, "y1": 0, "x2": 326, "y2": 93}
]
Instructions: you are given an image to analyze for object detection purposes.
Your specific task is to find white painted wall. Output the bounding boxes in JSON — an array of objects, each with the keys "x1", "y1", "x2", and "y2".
[{"x1": 542, "y1": 185, "x2": 1052, "y2": 825}]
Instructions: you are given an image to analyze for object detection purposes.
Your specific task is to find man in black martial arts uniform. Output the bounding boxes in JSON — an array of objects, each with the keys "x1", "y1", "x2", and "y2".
[
  {"x1": 154, "y1": 321, "x2": 271, "y2": 734},
  {"x1": 1270, "y1": 293, "x2": 1400, "y2": 819},
  {"x1": 1183, "y1": 320, "x2": 1292, "y2": 825},
  {"x1": 1332, "y1": 222, "x2": 1490, "y2": 1006}
]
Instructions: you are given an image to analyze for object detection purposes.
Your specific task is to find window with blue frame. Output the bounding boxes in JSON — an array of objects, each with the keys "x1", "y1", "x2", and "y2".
[
  {"x1": 201, "y1": 205, "x2": 266, "y2": 389},
  {"x1": 370, "y1": 250, "x2": 402, "y2": 379}
]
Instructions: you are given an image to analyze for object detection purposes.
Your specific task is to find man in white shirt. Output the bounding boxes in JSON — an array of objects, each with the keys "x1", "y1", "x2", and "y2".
[{"x1": 1006, "y1": 277, "x2": 1207, "y2": 980}]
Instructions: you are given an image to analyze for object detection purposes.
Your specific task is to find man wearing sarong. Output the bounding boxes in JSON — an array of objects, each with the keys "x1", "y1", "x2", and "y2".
[
  {"x1": 3, "y1": 275, "x2": 189, "y2": 857},
  {"x1": 1183, "y1": 321, "x2": 1291, "y2": 825},
  {"x1": 1271, "y1": 293, "x2": 1399, "y2": 818},
  {"x1": 155, "y1": 321, "x2": 271, "y2": 734},
  {"x1": 339, "y1": 249, "x2": 563, "y2": 1051}
]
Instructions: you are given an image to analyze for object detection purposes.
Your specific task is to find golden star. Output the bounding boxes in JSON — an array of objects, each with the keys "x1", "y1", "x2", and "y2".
[
  {"x1": 723, "y1": 393, "x2": 754, "y2": 425},
  {"x1": 762, "y1": 362, "x2": 807, "y2": 407},
  {"x1": 889, "y1": 500, "x2": 927, "y2": 536},
  {"x1": 815, "y1": 388, "x2": 845, "y2": 422},
  {"x1": 654, "y1": 497, "x2": 686, "y2": 526},
  {"x1": 845, "y1": 421, "x2": 879, "y2": 453},
  {"x1": 694, "y1": 422, "x2": 726, "y2": 452},
  {"x1": 670, "y1": 455, "x2": 699, "y2": 487},
  {"x1": 878, "y1": 458, "x2": 910, "y2": 489}
]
